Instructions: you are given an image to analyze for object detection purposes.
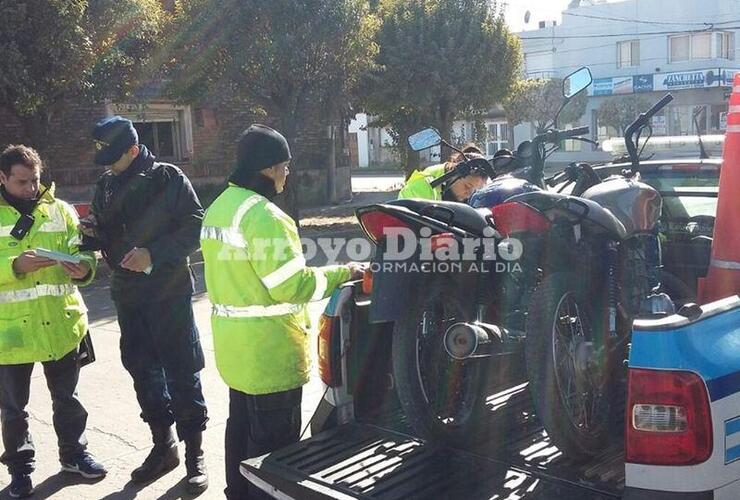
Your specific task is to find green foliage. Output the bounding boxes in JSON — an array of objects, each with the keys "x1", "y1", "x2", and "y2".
[
  {"x1": 597, "y1": 94, "x2": 652, "y2": 135},
  {"x1": 504, "y1": 77, "x2": 588, "y2": 133},
  {"x1": 359, "y1": 0, "x2": 521, "y2": 173},
  {"x1": 168, "y1": 0, "x2": 378, "y2": 125},
  {"x1": 0, "y1": 0, "x2": 165, "y2": 145},
  {"x1": 167, "y1": 0, "x2": 379, "y2": 217}
]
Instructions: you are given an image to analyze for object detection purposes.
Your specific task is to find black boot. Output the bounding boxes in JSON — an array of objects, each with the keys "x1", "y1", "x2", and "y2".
[
  {"x1": 184, "y1": 432, "x2": 208, "y2": 494},
  {"x1": 131, "y1": 425, "x2": 180, "y2": 483}
]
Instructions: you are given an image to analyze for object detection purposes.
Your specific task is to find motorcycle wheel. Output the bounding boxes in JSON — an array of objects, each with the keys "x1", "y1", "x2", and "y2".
[
  {"x1": 525, "y1": 272, "x2": 610, "y2": 461},
  {"x1": 392, "y1": 278, "x2": 487, "y2": 446}
]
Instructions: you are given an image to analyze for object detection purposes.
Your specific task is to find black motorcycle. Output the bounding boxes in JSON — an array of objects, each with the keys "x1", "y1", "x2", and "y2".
[{"x1": 356, "y1": 68, "x2": 674, "y2": 458}]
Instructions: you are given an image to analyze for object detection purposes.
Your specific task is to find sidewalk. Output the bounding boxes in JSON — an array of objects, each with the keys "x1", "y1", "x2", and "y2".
[
  {"x1": 0, "y1": 273, "x2": 334, "y2": 499},
  {"x1": 300, "y1": 190, "x2": 398, "y2": 235}
]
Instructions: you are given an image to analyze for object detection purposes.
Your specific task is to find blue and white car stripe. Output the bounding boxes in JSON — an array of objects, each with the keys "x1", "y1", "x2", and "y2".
[{"x1": 726, "y1": 417, "x2": 740, "y2": 464}]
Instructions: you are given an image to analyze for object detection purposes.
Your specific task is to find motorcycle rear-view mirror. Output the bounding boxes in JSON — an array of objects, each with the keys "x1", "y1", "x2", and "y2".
[
  {"x1": 563, "y1": 67, "x2": 593, "y2": 99},
  {"x1": 408, "y1": 128, "x2": 442, "y2": 152}
]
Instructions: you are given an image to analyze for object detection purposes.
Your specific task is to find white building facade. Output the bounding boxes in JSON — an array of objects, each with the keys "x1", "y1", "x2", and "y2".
[{"x1": 517, "y1": 0, "x2": 740, "y2": 163}]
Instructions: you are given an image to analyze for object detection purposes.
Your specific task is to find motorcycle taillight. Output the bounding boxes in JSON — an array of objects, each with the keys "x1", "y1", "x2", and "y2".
[
  {"x1": 491, "y1": 201, "x2": 551, "y2": 236},
  {"x1": 625, "y1": 368, "x2": 712, "y2": 465},
  {"x1": 358, "y1": 211, "x2": 410, "y2": 244}
]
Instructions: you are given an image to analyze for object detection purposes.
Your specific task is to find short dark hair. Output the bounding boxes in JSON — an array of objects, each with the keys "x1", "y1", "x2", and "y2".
[{"x1": 0, "y1": 145, "x2": 44, "y2": 176}]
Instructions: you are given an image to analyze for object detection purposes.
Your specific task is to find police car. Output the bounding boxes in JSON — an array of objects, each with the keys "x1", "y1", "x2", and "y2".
[{"x1": 626, "y1": 296, "x2": 740, "y2": 499}]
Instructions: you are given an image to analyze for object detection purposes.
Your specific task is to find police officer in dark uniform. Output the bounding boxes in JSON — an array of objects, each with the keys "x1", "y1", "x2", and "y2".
[{"x1": 81, "y1": 116, "x2": 208, "y2": 494}]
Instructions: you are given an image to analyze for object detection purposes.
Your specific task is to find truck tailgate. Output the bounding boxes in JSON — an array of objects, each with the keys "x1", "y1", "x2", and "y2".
[{"x1": 242, "y1": 384, "x2": 624, "y2": 499}]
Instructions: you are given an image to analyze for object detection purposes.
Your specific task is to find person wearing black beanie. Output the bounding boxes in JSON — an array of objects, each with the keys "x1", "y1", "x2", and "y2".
[
  {"x1": 228, "y1": 124, "x2": 292, "y2": 200},
  {"x1": 201, "y1": 124, "x2": 365, "y2": 499}
]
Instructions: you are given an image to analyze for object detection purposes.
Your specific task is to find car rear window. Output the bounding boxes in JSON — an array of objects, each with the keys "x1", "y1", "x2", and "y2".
[{"x1": 640, "y1": 170, "x2": 719, "y2": 220}]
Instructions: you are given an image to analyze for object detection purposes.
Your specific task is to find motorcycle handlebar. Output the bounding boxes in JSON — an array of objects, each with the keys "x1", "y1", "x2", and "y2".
[
  {"x1": 534, "y1": 126, "x2": 590, "y2": 145},
  {"x1": 643, "y1": 94, "x2": 674, "y2": 121},
  {"x1": 624, "y1": 93, "x2": 673, "y2": 174},
  {"x1": 555, "y1": 126, "x2": 590, "y2": 141},
  {"x1": 428, "y1": 157, "x2": 495, "y2": 189}
]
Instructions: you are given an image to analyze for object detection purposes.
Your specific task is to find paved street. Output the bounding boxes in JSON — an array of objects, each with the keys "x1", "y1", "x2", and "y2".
[{"x1": 0, "y1": 259, "x2": 334, "y2": 499}]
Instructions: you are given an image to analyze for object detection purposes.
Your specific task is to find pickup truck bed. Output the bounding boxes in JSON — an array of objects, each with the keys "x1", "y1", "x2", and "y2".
[{"x1": 243, "y1": 382, "x2": 625, "y2": 499}]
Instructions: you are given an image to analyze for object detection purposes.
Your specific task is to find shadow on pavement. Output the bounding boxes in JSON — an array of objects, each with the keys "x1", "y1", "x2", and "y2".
[
  {"x1": 12, "y1": 471, "x2": 105, "y2": 499},
  {"x1": 97, "y1": 477, "x2": 208, "y2": 500}
]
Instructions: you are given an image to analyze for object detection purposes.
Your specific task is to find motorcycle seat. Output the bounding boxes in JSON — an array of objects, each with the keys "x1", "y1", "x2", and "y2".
[
  {"x1": 507, "y1": 191, "x2": 628, "y2": 240},
  {"x1": 388, "y1": 198, "x2": 492, "y2": 235}
]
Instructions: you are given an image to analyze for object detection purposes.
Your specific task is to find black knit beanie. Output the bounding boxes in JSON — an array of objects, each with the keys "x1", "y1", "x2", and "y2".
[{"x1": 230, "y1": 124, "x2": 291, "y2": 185}]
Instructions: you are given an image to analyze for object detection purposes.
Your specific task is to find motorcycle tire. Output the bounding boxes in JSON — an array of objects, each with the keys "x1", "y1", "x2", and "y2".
[
  {"x1": 525, "y1": 272, "x2": 610, "y2": 461},
  {"x1": 392, "y1": 278, "x2": 488, "y2": 446}
]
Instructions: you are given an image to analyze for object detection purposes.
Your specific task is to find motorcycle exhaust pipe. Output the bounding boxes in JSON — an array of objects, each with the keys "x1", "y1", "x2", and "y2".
[{"x1": 443, "y1": 322, "x2": 507, "y2": 360}]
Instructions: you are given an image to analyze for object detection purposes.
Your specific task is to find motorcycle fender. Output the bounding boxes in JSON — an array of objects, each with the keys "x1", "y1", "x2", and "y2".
[{"x1": 368, "y1": 263, "x2": 417, "y2": 323}]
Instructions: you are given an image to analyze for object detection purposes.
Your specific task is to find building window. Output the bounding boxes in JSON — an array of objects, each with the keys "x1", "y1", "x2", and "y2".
[
  {"x1": 670, "y1": 35, "x2": 690, "y2": 62},
  {"x1": 485, "y1": 122, "x2": 508, "y2": 156},
  {"x1": 134, "y1": 121, "x2": 177, "y2": 161},
  {"x1": 110, "y1": 102, "x2": 193, "y2": 162},
  {"x1": 669, "y1": 32, "x2": 729, "y2": 63},
  {"x1": 717, "y1": 32, "x2": 735, "y2": 60},
  {"x1": 691, "y1": 33, "x2": 711, "y2": 59},
  {"x1": 617, "y1": 40, "x2": 640, "y2": 68},
  {"x1": 666, "y1": 105, "x2": 709, "y2": 136}
]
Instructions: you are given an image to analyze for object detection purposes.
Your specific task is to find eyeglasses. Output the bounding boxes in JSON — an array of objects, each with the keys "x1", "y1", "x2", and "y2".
[{"x1": 94, "y1": 139, "x2": 110, "y2": 151}]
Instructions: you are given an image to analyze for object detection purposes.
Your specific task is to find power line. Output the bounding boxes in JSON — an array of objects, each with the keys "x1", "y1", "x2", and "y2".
[
  {"x1": 524, "y1": 32, "x2": 670, "y2": 57},
  {"x1": 563, "y1": 11, "x2": 740, "y2": 27},
  {"x1": 519, "y1": 25, "x2": 740, "y2": 40},
  {"x1": 523, "y1": 55, "x2": 697, "y2": 74}
]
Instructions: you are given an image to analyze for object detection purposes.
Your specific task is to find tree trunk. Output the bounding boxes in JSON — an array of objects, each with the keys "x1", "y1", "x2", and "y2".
[
  {"x1": 438, "y1": 104, "x2": 453, "y2": 164},
  {"x1": 404, "y1": 148, "x2": 420, "y2": 179}
]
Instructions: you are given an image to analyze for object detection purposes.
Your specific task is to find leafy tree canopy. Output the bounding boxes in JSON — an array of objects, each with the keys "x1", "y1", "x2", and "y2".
[
  {"x1": 596, "y1": 94, "x2": 652, "y2": 135},
  {"x1": 0, "y1": 0, "x2": 166, "y2": 146},
  {"x1": 359, "y1": 0, "x2": 521, "y2": 172},
  {"x1": 504, "y1": 77, "x2": 588, "y2": 133}
]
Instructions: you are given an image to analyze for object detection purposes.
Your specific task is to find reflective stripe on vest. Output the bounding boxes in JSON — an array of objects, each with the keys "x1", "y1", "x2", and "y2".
[
  {"x1": 261, "y1": 256, "x2": 306, "y2": 289},
  {"x1": 311, "y1": 268, "x2": 328, "y2": 301},
  {"x1": 200, "y1": 194, "x2": 264, "y2": 249},
  {"x1": 200, "y1": 226, "x2": 247, "y2": 249},
  {"x1": 0, "y1": 284, "x2": 78, "y2": 305},
  {"x1": 211, "y1": 302, "x2": 305, "y2": 318}
]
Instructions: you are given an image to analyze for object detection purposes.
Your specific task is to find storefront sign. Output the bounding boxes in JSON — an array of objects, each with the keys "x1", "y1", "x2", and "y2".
[
  {"x1": 657, "y1": 70, "x2": 710, "y2": 90},
  {"x1": 651, "y1": 115, "x2": 667, "y2": 135},
  {"x1": 587, "y1": 68, "x2": 740, "y2": 96},
  {"x1": 633, "y1": 74, "x2": 654, "y2": 93},
  {"x1": 613, "y1": 76, "x2": 633, "y2": 94},
  {"x1": 592, "y1": 78, "x2": 614, "y2": 96}
]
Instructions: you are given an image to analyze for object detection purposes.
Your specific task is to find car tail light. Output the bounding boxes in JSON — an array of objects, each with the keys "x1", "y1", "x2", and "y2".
[
  {"x1": 318, "y1": 314, "x2": 341, "y2": 387},
  {"x1": 491, "y1": 202, "x2": 550, "y2": 236},
  {"x1": 625, "y1": 368, "x2": 712, "y2": 465},
  {"x1": 358, "y1": 211, "x2": 410, "y2": 244},
  {"x1": 362, "y1": 269, "x2": 373, "y2": 295},
  {"x1": 431, "y1": 232, "x2": 455, "y2": 252}
]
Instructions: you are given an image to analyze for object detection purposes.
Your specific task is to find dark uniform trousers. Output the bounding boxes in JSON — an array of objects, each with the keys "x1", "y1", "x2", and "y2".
[
  {"x1": 0, "y1": 349, "x2": 87, "y2": 474},
  {"x1": 225, "y1": 387, "x2": 302, "y2": 499},
  {"x1": 116, "y1": 294, "x2": 208, "y2": 440}
]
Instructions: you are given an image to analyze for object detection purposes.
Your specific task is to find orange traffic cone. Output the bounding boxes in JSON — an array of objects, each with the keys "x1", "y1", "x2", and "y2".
[{"x1": 697, "y1": 73, "x2": 740, "y2": 304}]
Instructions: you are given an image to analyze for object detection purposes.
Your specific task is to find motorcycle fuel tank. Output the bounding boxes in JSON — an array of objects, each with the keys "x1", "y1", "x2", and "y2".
[
  {"x1": 581, "y1": 176, "x2": 662, "y2": 235},
  {"x1": 469, "y1": 176, "x2": 541, "y2": 209}
]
